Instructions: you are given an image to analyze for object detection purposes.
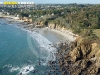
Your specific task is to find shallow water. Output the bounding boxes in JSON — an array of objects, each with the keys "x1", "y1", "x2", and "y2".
[{"x1": 0, "y1": 18, "x2": 57, "y2": 75}]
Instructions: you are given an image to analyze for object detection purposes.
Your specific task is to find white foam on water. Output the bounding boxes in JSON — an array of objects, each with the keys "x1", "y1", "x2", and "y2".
[
  {"x1": 10, "y1": 66, "x2": 20, "y2": 72},
  {"x1": 2, "y1": 18, "x2": 57, "y2": 66},
  {"x1": 29, "y1": 31, "x2": 57, "y2": 61},
  {"x1": 19, "y1": 65, "x2": 34, "y2": 75},
  {"x1": 9, "y1": 65, "x2": 34, "y2": 75},
  {"x1": 3, "y1": 64, "x2": 12, "y2": 68},
  {"x1": 0, "y1": 18, "x2": 56, "y2": 75}
]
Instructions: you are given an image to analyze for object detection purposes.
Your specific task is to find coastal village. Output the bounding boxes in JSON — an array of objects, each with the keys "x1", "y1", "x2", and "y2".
[{"x1": 0, "y1": 3, "x2": 100, "y2": 75}]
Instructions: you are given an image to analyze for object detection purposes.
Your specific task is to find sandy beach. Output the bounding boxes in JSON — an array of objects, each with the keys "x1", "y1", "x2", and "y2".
[
  {"x1": 0, "y1": 15, "x2": 77, "y2": 75},
  {"x1": 32, "y1": 27, "x2": 76, "y2": 44},
  {"x1": 1, "y1": 16, "x2": 76, "y2": 45}
]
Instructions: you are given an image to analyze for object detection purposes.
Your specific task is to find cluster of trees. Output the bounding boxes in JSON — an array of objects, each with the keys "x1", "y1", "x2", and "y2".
[
  {"x1": 2, "y1": 4, "x2": 100, "y2": 40},
  {"x1": 21, "y1": 4, "x2": 100, "y2": 30}
]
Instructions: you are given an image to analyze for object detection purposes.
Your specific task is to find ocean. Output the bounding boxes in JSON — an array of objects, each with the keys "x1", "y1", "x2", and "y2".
[{"x1": 0, "y1": 18, "x2": 57, "y2": 75}]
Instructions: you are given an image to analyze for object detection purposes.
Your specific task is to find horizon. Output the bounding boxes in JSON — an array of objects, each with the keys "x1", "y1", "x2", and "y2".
[{"x1": 0, "y1": 0, "x2": 100, "y2": 4}]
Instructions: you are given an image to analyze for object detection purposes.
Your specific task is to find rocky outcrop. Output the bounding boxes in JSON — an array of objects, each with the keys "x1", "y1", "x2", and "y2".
[
  {"x1": 56, "y1": 37, "x2": 100, "y2": 75},
  {"x1": 48, "y1": 23, "x2": 65, "y2": 31},
  {"x1": 48, "y1": 23, "x2": 56, "y2": 29},
  {"x1": 19, "y1": 17, "x2": 33, "y2": 23},
  {"x1": 47, "y1": 23, "x2": 78, "y2": 38}
]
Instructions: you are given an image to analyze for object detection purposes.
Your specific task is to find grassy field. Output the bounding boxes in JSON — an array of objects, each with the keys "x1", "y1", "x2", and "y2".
[{"x1": 93, "y1": 29, "x2": 100, "y2": 38}]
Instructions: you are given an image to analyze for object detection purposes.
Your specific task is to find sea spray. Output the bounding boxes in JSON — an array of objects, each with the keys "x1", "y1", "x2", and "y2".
[
  {"x1": 9, "y1": 65, "x2": 34, "y2": 75},
  {"x1": 27, "y1": 30, "x2": 57, "y2": 65}
]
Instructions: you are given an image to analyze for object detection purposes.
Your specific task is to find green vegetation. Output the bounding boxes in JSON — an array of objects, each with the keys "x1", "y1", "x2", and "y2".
[
  {"x1": 2, "y1": 4, "x2": 100, "y2": 29},
  {"x1": 1, "y1": 4, "x2": 100, "y2": 46}
]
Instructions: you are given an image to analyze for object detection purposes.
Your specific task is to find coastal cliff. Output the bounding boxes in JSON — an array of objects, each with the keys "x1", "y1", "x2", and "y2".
[
  {"x1": 37, "y1": 21, "x2": 77, "y2": 37},
  {"x1": 2, "y1": 15, "x2": 100, "y2": 75},
  {"x1": 56, "y1": 37, "x2": 100, "y2": 75}
]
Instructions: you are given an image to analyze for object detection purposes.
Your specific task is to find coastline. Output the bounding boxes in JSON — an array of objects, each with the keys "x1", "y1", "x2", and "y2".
[
  {"x1": 1, "y1": 4, "x2": 100, "y2": 75},
  {"x1": 5, "y1": 16, "x2": 100, "y2": 75},
  {"x1": 32, "y1": 27, "x2": 75, "y2": 44},
  {"x1": 0, "y1": 15, "x2": 78, "y2": 75},
  {"x1": 0, "y1": 16, "x2": 77, "y2": 62},
  {"x1": 0, "y1": 15, "x2": 77, "y2": 62},
  {"x1": 0, "y1": 15, "x2": 77, "y2": 44}
]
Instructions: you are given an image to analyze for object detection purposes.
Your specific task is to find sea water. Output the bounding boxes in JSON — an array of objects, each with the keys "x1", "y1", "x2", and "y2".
[{"x1": 0, "y1": 18, "x2": 56, "y2": 75}]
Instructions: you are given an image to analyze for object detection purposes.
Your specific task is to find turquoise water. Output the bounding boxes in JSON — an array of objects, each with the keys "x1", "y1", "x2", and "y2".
[{"x1": 0, "y1": 18, "x2": 53, "y2": 75}]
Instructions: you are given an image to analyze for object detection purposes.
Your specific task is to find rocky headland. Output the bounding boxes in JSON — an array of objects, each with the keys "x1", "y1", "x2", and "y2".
[
  {"x1": 1, "y1": 16, "x2": 100, "y2": 75},
  {"x1": 55, "y1": 37, "x2": 100, "y2": 75}
]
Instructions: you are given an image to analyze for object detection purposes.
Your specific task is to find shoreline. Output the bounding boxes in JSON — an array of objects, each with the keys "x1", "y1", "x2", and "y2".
[
  {"x1": 32, "y1": 27, "x2": 75, "y2": 44},
  {"x1": 0, "y1": 16, "x2": 77, "y2": 62},
  {"x1": 0, "y1": 15, "x2": 78, "y2": 75},
  {"x1": 0, "y1": 15, "x2": 77, "y2": 45}
]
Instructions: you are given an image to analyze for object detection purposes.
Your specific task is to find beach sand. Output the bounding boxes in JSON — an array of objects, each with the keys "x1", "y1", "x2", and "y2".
[
  {"x1": 32, "y1": 27, "x2": 76, "y2": 44},
  {"x1": 2, "y1": 17, "x2": 76, "y2": 44}
]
